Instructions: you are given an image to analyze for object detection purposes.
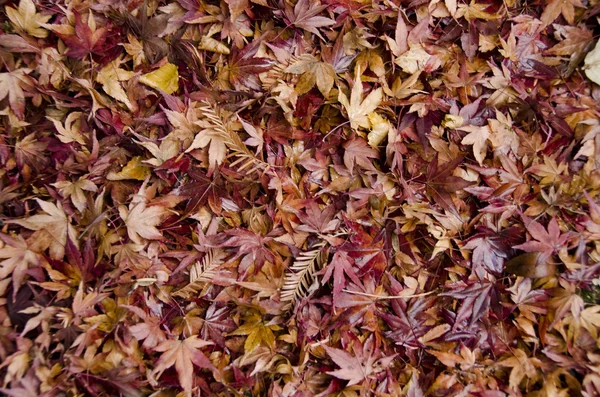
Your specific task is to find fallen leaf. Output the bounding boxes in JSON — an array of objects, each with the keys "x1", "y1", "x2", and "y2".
[
  {"x1": 338, "y1": 67, "x2": 383, "y2": 131},
  {"x1": 139, "y1": 63, "x2": 180, "y2": 94}
]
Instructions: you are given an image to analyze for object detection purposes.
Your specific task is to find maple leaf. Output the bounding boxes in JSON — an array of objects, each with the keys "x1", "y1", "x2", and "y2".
[
  {"x1": 498, "y1": 348, "x2": 542, "y2": 391},
  {"x1": 322, "y1": 250, "x2": 362, "y2": 307},
  {"x1": 338, "y1": 68, "x2": 383, "y2": 131},
  {"x1": 395, "y1": 44, "x2": 430, "y2": 74},
  {"x1": 136, "y1": 135, "x2": 181, "y2": 167},
  {"x1": 459, "y1": 124, "x2": 491, "y2": 166},
  {"x1": 9, "y1": 199, "x2": 78, "y2": 260},
  {"x1": 229, "y1": 311, "x2": 282, "y2": 353},
  {"x1": 57, "y1": 11, "x2": 110, "y2": 59},
  {"x1": 514, "y1": 216, "x2": 571, "y2": 262},
  {"x1": 139, "y1": 63, "x2": 179, "y2": 95},
  {"x1": 150, "y1": 336, "x2": 216, "y2": 396},
  {"x1": 186, "y1": 124, "x2": 228, "y2": 172},
  {"x1": 540, "y1": 0, "x2": 585, "y2": 27},
  {"x1": 175, "y1": 168, "x2": 227, "y2": 214},
  {"x1": 48, "y1": 112, "x2": 86, "y2": 145},
  {"x1": 226, "y1": 42, "x2": 273, "y2": 91},
  {"x1": 322, "y1": 345, "x2": 373, "y2": 386},
  {"x1": 546, "y1": 25, "x2": 593, "y2": 58},
  {"x1": 343, "y1": 136, "x2": 378, "y2": 174},
  {"x1": 423, "y1": 155, "x2": 474, "y2": 215},
  {"x1": 96, "y1": 58, "x2": 137, "y2": 109},
  {"x1": 124, "y1": 305, "x2": 166, "y2": 349},
  {"x1": 286, "y1": 54, "x2": 336, "y2": 96},
  {"x1": 430, "y1": 344, "x2": 480, "y2": 371},
  {"x1": 284, "y1": 0, "x2": 335, "y2": 41},
  {"x1": 53, "y1": 177, "x2": 98, "y2": 213},
  {"x1": 0, "y1": 234, "x2": 41, "y2": 298},
  {"x1": 6, "y1": 0, "x2": 51, "y2": 38},
  {"x1": 0, "y1": 69, "x2": 34, "y2": 119},
  {"x1": 296, "y1": 200, "x2": 339, "y2": 234},
  {"x1": 223, "y1": 228, "x2": 276, "y2": 274},
  {"x1": 14, "y1": 133, "x2": 49, "y2": 171},
  {"x1": 584, "y1": 39, "x2": 600, "y2": 86},
  {"x1": 441, "y1": 281, "x2": 496, "y2": 329},
  {"x1": 463, "y1": 226, "x2": 521, "y2": 276},
  {"x1": 118, "y1": 186, "x2": 170, "y2": 245}
]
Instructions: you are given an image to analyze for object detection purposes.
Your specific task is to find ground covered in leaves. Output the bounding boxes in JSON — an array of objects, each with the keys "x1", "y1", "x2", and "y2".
[{"x1": 2, "y1": 0, "x2": 600, "y2": 395}]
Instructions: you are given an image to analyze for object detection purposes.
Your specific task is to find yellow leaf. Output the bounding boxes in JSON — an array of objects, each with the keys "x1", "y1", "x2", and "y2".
[
  {"x1": 48, "y1": 112, "x2": 86, "y2": 145},
  {"x1": 96, "y1": 59, "x2": 137, "y2": 108},
  {"x1": 139, "y1": 63, "x2": 180, "y2": 95},
  {"x1": 367, "y1": 112, "x2": 391, "y2": 148},
  {"x1": 338, "y1": 67, "x2": 383, "y2": 131},
  {"x1": 8, "y1": 199, "x2": 78, "y2": 260},
  {"x1": 445, "y1": 0, "x2": 457, "y2": 16},
  {"x1": 286, "y1": 55, "x2": 335, "y2": 96},
  {"x1": 6, "y1": 0, "x2": 51, "y2": 38},
  {"x1": 460, "y1": 124, "x2": 491, "y2": 166},
  {"x1": 53, "y1": 177, "x2": 98, "y2": 213},
  {"x1": 198, "y1": 36, "x2": 230, "y2": 55},
  {"x1": 395, "y1": 44, "x2": 431, "y2": 74},
  {"x1": 106, "y1": 156, "x2": 151, "y2": 181}
]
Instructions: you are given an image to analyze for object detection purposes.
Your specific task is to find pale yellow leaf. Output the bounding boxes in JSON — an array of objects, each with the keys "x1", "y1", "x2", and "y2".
[
  {"x1": 338, "y1": 67, "x2": 383, "y2": 131},
  {"x1": 198, "y1": 36, "x2": 230, "y2": 55},
  {"x1": 584, "y1": 39, "x2": 600, "y2": 85},
  {"x1": 96, "y1": 60, "x2": 136, "y2": 108},
  {"x1": 118, "y1": 200, "x2": 169, "y2": 245},
  {"x1": 6, "y1": 0, "x2": 51, "y2": 38},
  {"x1": 460, "y1": 125, "x2": 491, "y2": 166},
  {"x1": 395, "y1": 44, "x2": 430, "y2": 74},
  {"x1": 53, "y1": 177, "x2": 97, "y2": 213},
  {"x1": 9, "y1": 199, "x2": 78, "y2": 260},
  {"x1": 139, "y1": 63, "x2": 180, "y2": 95},
  {"x1": 107, "y1": 156, "x2": 151, "y2": 181}
]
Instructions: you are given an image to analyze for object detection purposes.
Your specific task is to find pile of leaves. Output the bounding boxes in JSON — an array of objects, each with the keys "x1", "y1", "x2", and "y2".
[{"x1": 2, "y1": 0, "x2": 600, "y2": 395}]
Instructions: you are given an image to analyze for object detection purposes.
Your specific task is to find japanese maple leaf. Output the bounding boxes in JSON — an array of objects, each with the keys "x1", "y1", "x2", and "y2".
[
  {"x1": 498, "y1": 349, "x2": 541, "y2": 391},
  {"x1": 118, "y1": 191, "x2": 170, "y2": 245},
  {"x1": 53, "y1": 177, "x2": 98, "y2": 213},
  {"x1": 343, "y1": 136, "x2": 378, "y2": 174},
  {"x1": 459, "y1": 124, "x2": 491, "y2": 166},
  {"x1": 57, "y1": 11, "x2": 110, "y2": 59},
  {"x1": 380, "y1": 296, "x2": 434, "y2": 348},
  {"x1": 9, "y1": 199, "x2": 78, "y2": 260},
  {"x1": 441, "y1": 281, "x2": 496, "y2": 329},
  {"x1": 227, "y1": 41, "x2": 274, "y2": 91},
  {"x1": 296, "y1": 200, "x2": 340, "y2": 234},
  {"x1": 96, "y1": 58, "x2": 137, "y2": 109},
  {"x1": 540, "y1": 0, "x2": 585, "y2": 26},
  {"x1": 514, "y1": 216, "x2": 571, "y2": 262},
  {"x1": 186, "y1": 125, "x2": 227, "y2": 172},
  {"x1": 0, "y1": 68, "x2": 34, "y2": 119},
  {"x1": 338, "y1": 68, "x2": 383, "y2": 131},
  {"x1": 0, "y1": 234, "x2": 41, "y2": 298},
  {"x1": 200, "y1": 303, "x2": 236, "y2": 348},
  {"x1": 323, "y1": 344, "x2": 396, "y2": 386},
  {"x1": 463, "y1": 226, "x2": 522, "y2": 276},
  {"x1": 175, "y1": 168, "x2": 227, "y2": 214},
  {"x1": 5, "y1": 0, "x2": 51, "y2": 38},
  {"x1": 229, "y1": 311, "x2": 282, "y2": 353},
  {"x1": 222, "y1": 229, "x2": 275, "y2": 274},
  {"x1": 285, "y1": 54, "x2": 336, "y2": 96},
  {"x1": 322, "y1": 250, "x2": 362, "y2": 307},
  {"x1": 124, "y1": 305, "x2": 166, "y2": 349},
  {"x1": 150, "y1": 336, "x2": 215, "y2": 396},
  {"x1": 284, "y1": 0, "x2": 335, "y2": 41},
  {"x1": 424, "y1": 155, "x2": 474, "y2": 216}
]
